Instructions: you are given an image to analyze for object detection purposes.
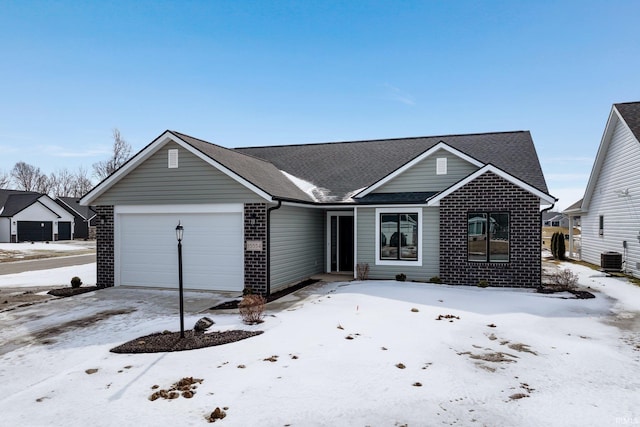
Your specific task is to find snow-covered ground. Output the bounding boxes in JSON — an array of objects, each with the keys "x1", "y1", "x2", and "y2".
[
  {"x1": 0, "y1": 263, "x2": 96, "y2": 287},
  {"x1": 0, "y1": 262, "x2": 638, "y2": 426}
]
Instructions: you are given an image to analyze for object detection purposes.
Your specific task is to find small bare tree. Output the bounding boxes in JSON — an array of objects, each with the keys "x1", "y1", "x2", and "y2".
[
  {"x1": 92, "y1": 128, "x2": 132, "y2": 181},
  {"x1": 0, "y1": 170, "x2": 10, "y2": 189},
  {"x1": 49, "y1": 168, "x2": 76, "y2": 197},
  {"x1": 11, "y1": 161, "x2": 47, "y2": 192},
  {"x1": 72, "y1": 166, "x2": 94, "y2": 197}
]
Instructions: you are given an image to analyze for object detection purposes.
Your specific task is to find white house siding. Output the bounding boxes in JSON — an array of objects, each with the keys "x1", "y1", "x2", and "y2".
[
  {"x1": 269, "y1": 205, "x2": 325, "y2": 292},
  {"x1": 93, "y1": 141, "x2": 265, "y2": 206},
  {"x1": 0, "y1": 218, "x2": 9, "y2": 242},
  {"x1": 376, "y1": 150, "x2": 478, "y2": 193},
  {"x1": 356, "y1": 206, "x2": 439, "y2": 281},
  {"x1": 582, "y1": 118, "x2": 640, "y2": 278}
]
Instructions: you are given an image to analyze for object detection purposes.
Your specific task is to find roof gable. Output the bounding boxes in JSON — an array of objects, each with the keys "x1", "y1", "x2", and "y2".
[
  {"x1": 582, "y1": 102, "x2": 640, "y2": 211},
  {"x1": 0, "y1": 189, "x2": 42, "y2": 217},
  {"x1": 426, "y1": 164, "x2": 557, "y2": 207},
  {"x1": 356, "y1": 142, "x2": 483, "y2": 197}
]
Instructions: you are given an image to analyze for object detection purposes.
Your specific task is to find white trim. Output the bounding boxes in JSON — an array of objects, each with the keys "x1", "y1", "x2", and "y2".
[
  {"x1": 168, "y1": 148, "x2": 178, "y2": 168},
  {"x1": 81, "y1": 131, "x2": 274, "y2": 205},
  {"x1": 375, "y1": 207, "x2": 423, "y2": 267},
  {"x1": 426, "y1": 164, "x2": 556, "y2": 207},
  {"x1": 436, "y1": 157, "x2": 447, "y2": 175},
  {"x1": 353, "y1": 207, "x2": 358, "y2": 279},
  {"x1": 115, "y1": 203, "x2": 244, "y2": 215},
  {"x1": 356, "y1": 142, "x2": 484, "y2": 197}
]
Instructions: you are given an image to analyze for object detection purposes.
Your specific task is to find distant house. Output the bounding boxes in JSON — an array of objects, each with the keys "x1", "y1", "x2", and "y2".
[
  {"x1": 565, "y1": 102, "x2": 640, "y2": 277},
  {"x1": 55, "y1": 197, "x2": 97, "y2": 240},
  {"x1": 81, "y1": 130, "x2": 555, "y2": 294},
  {"x1": 0, "y1": 189, "x2": 75, "y2": 242}
]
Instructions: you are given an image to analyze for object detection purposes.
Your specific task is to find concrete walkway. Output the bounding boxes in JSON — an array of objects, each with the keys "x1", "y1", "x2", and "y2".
[{"x1": 0, "y1": 254, "x2": 96, "y2": 275}]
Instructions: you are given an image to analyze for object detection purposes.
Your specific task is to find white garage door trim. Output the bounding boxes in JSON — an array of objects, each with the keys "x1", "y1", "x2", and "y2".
[{"x1": 114, "y1": 204, "x2": 244, "y2": 291}]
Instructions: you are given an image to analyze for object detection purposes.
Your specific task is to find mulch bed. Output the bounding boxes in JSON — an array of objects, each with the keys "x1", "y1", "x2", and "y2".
[
  {"x1": 210, "y1": 278, "x2": 319, "y2": 310},
  {"x1": 110, "y1": 330, "x2": 264, "y2": 353},
  {"x1": 47, "y1": 286, "x2": 99, "y2": 297},
  {"x1": 536, "y1": 287, "x2": 595, "y2": 299}
]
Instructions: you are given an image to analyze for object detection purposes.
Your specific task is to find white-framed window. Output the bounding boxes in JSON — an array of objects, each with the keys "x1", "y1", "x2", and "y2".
[
  {"x1": 375, "y1": 207, "x2": 422, "y2": 266},
  {"x1": 436, "y1": 157, "x2": 447, "y2": 175}
]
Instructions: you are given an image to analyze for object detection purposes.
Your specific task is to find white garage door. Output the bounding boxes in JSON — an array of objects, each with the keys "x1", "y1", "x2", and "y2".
[{"x1": 118, "y1": 212, "x2": 243, "y2": 291}]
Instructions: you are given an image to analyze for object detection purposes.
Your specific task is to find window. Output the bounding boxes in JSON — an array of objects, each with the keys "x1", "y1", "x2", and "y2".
[
  {"x1": 376, "y1": 208, "x2": 422, "y2": 265},
  {"x1": 599, "y1": 215, "x2": 604, "y2": 236},
  {"x1": 468, "y1": 212, "x2": 509, "y2": 262}
]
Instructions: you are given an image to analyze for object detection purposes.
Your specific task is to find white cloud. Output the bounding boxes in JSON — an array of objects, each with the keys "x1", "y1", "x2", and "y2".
[
  {"x1": 38, "y1": 144, "x2": 111, "y2": 158},
  {"x1": 383, "y1": 83, "x2": 416, "y2": 106}
]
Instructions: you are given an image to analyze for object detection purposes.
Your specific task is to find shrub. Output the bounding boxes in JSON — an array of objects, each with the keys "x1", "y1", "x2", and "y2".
[
  {"x1": 551, "y1": 232, "x2": 566, "y2": 260},
  {"x1": 395, "y1": 273, "x2": 407, "y2": 282},
  {"x1": 238, "y1": 294, "x2": 266, "y2": 324},
  {"x1": 428, "y1": 276, "x2": 442, "y2": 284},
  {"x1": 356, "y1": 263, "x2": 370, "y2": 280},
  {"x1": 549, "y1": 268, "x2": 579, "y2": 291},
  {"x1": 70, "y1": 276, "x2": 82, "y2": 288},
  {"x1": 477, "y1": 279, "x2": 489, "y2": 288}
]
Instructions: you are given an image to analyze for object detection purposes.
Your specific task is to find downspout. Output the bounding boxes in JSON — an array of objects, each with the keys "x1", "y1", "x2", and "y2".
[
  {"x1": 540, "y1": 199, "x2": 557, "y2": 288},
  {"x1": 266, "y1": 200, "x2": 282, "y2": 297}
]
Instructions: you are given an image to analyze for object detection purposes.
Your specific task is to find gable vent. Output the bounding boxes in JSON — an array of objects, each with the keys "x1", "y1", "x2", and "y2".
[
  {"x1": 168, "y1": 149, "x2": 179, "y2": 168},
  {"x1": 436, "y1": 157, "x2": 447, "y2": 175}
]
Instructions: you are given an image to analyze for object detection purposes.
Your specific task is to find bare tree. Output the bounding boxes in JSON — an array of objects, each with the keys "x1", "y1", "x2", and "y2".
[
  {"x1": 11, "y1": 161, "x2": 47, "y2": 192},
  {"x1": 0, "y1": 170, "x2": 10, "y2": 189},
  {"x1": 72, "y1": 166, "x2": 94, "y2": 197},
  {"x1": 92, "y1": 128, "x2": 132, "y2": 181},
  {"x1": 49, "y1": 168, "x2": 76, "y2": 197}
]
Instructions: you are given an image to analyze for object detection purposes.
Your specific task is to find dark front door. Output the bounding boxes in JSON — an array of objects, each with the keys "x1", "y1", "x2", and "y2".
[
  {"x1": 330, "y1": 214, "x2": 354, "y2": 272},
  {"x1": 58, "y1": 222, "x2": 72, "y2": 240},
  {"x1": 17, "y1": 221, "x2": 52, "y2": 242}
]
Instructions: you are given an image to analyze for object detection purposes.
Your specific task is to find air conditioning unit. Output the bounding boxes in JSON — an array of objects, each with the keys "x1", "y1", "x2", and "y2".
[{"x1": 601, "y1": 252, "x2": 622, "y2": 272}]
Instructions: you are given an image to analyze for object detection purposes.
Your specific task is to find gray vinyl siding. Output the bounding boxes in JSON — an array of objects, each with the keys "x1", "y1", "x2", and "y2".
[
  {"x1": 0, "y1": 218, "x2": 9, "y2": 243},
  {"x1": 376, "y1": 150, "x2": 478, "y2": 193},
  {"x1": 93, "y1": 142, "x2": 266, "y2": 205},
  {"x1": 581, "y1": 119, "x2": 640, "y2": 278},
  {"x1": 270, "y1": 205, "x2": 325, "y2": 292},
  {"x1": 356, "y1": 206, "x2": 439, "y2": 281}
]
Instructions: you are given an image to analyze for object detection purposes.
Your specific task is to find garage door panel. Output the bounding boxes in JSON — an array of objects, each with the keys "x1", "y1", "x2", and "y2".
[{"x1": 118, "y1": 212, "x2": 243, "y2": 291}]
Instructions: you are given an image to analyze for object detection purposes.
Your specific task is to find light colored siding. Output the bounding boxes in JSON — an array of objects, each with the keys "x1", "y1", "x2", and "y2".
[
  {"x1": 376, "y1": 150, "x2": 478, "y2": 193},
  {"x1": 582, "y1": 119, "x2": 640, "y2": 278},
  {"x1": 270, "y1": 205, "x2": 325, "y2": 292},
  {"x1": 356, "y1": 206, "x2": 439, "y2": 281},
  {"x1": 94, "y1": 142, "x2": 265, "y2": 205},
  {"x1": 0, "y1": 218, "x2": 9, "y2": 242}
]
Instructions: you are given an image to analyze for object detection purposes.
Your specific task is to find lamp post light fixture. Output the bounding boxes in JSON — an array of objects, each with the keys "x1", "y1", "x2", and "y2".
[{"x1": 176, "y1": 221, "x2": 185, "y2": 338}]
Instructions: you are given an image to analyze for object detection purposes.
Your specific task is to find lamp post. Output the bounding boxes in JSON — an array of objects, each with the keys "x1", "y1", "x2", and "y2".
[{"x1": 176, "y1": 221, "x2": 185, "y2": 338}]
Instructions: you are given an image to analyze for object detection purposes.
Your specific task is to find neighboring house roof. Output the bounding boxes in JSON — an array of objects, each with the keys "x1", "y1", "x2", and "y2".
[
  {"x1": 563, "y1": 198, "x2": 583, "y2": 214},
  {"x1": 56, "y1": 196, "x2": 97, "y2": 220},
  {"x1": 581, "y1": 101, "x2": 640, "y2": 211},
  {"x1": 0, "y1": 189, "x2": 42, "y2": 217},
  {"x1": 82, "y1": 129, "x2": 553, "y2": 206},
  {"x1": 0, "y1": 189, "x2": 64, "y2": 218},
  {"x1": 237, "y1": 130, "x2": 549, "y2": 202}
]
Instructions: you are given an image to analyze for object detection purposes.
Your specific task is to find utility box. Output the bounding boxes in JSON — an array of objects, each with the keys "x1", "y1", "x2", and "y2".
[{"x1": 601, "y1": 252, "x2": 622, "y2": 272}]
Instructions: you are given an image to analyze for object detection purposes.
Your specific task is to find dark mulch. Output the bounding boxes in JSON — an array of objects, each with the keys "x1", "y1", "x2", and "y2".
[
  {"x1": 47, "y1": 286, "x2": 99, "y2": 297},
  {"x1": 536, "y1": 287, "x2": 596, "y2": 299},
  {"x1": 210, "y1": 278, "x2": 319, "y2": 310},
  {"x1": 110, "y1": 330, "x2": 264, "y2": 354}
]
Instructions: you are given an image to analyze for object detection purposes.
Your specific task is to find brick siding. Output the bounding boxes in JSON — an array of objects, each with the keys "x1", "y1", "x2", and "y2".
[
  {"x1": 95, "y1": 205, "x2": 114, "y2": 288},
  {"x1": 439, "y1": 172, "x2": 541, "y2": 287},
  {"x1": 244, "y1": 203, "x2": 267, "y2": 295}
]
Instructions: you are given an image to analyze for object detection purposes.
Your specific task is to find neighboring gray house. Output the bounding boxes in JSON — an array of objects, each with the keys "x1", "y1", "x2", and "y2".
[
  {"x1": 0, "y1": 189, "x2": 75, "y2": 242},
  {"x1": 565, "y1": 102, "x2": 640, "y2": 278},
  {"x1": 542, "y1": 212, "x2": 569, "y2": 228},
  {"x1": 55, "y1": 197, "x2": 97, "y2": 240},
  {"x1": 80, "y1": 130, "x2": 556, "y2": 294}
]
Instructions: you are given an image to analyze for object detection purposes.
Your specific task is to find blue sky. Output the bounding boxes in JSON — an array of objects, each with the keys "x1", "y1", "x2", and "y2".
[{"x1": 1, "y1": 0, "x2": 639, "y2": 210}]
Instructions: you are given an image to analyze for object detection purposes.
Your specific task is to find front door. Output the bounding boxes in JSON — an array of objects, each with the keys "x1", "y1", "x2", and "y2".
[{"x1": 328, "y1": 212, "x2": 354, "y2": 272}]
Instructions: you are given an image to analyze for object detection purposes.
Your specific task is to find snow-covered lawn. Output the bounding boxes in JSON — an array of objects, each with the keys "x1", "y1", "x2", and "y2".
[
  {"x1": 0, "y1": 263, "x2": 96, "y2": 287},
  {"x1": 0, "y1": 262, "x2": 638, "y2": 426}
]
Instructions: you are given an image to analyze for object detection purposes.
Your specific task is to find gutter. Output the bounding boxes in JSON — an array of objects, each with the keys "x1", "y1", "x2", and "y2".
[{"x1": 266, "y1": 200, "x2": 282, "y2": 296}]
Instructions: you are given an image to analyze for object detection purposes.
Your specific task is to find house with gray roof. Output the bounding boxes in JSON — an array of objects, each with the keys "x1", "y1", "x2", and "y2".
[
  {"x1": 55, "y1": 196, "x2": 97, "y2": 240},
  {"x1": 81, "y1": 129, "x2": 556, "y2": 293},
  {"x1": 564, "y1": 102, "x2": 640, "y2": 278},
  {"x1": 0, "y1": 189, "x2": 75, "y2": 242}
]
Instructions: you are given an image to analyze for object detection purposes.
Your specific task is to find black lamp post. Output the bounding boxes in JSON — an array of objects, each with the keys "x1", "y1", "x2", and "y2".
[{"x1": 176, "y1": 221, "x2": 185, "y2": 338}]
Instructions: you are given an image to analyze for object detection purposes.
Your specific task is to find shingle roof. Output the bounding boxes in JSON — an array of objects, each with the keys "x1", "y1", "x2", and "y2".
[
  {"x1": 236, "y1": 131, "x2": 548, "y2": 202},
  {"x1": 56, "y1": 196, "x2": 96, "y2": 220},
  {"x1": 614, "y1": 102, "x2": 640, "y2": 142},
  {"x1": 172, "y1": 131, "x2": 315, "y2": 202},
  {"x1": 0, "y1": 189, "x2": 42, "y2": 217}
]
